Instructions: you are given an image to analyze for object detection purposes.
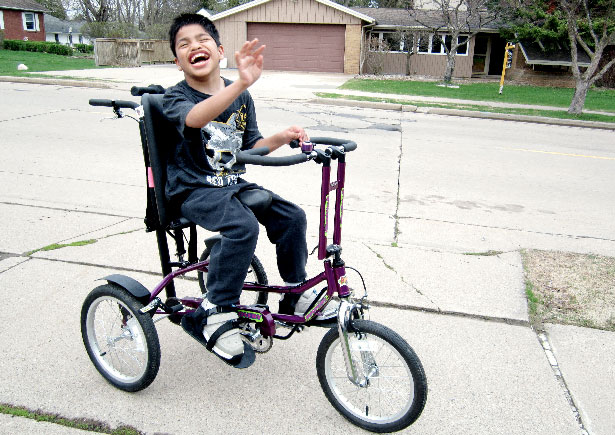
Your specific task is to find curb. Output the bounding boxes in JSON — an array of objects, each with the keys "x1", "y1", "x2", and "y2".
[
  {"x1": 0, "y1": 75, "x2": 113, "y2": 89},
  {"x1": 310, "y1": 97, "x2": 615, "y2": 131},
  {"x1": 3, "y1": 76, "x2": 614, "y2": 131}
]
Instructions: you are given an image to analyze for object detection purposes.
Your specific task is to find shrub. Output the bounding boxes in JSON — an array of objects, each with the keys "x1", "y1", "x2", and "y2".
[
  {"x1": 74, "y1": 43, "x2": 94, "y2": 53},
  {"x1": 3, "y1": 40, "x2": 73, "y2": 55},
  {"x1": 0, "y1": 30, "x2": 4, "y2": 49}
]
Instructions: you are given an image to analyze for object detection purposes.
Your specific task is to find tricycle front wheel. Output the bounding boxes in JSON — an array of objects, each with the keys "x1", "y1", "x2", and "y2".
[{"x1": 316, "y1": 320, "x2": 427, "y2": 433}]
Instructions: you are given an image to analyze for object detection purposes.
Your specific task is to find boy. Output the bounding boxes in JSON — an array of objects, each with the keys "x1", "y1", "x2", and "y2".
[{"x1": 163, "y1": 13, "x2": 336, "y2": 368}]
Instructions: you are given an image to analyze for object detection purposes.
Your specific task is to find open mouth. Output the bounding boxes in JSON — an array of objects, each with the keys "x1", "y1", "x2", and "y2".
[{"x1": 189, "y1": 52, "x2": 210, "y2": 65}]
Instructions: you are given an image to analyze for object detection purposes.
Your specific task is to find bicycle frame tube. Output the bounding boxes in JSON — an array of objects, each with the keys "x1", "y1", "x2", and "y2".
[
  {"x1": 318, "y1": 154, "x2": 346, "y2": 260},
  {"x1": 318, "y1": 163, "x2": 331, "y2": 260},
  {"x1": 332, "y1": 160, "x2": 346, "y2": 246}
]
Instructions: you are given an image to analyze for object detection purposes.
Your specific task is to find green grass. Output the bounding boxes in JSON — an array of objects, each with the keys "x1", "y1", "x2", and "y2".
[
  {"x1": 25, "y1": 239, "x2": 97, "y2": 256},
  {"x1": 0, "y1": 49, "x2": 100, "y2": 76},
  {"x1": 0, "y1": 403, "x2": 142, "y2": 434},
  {"x1": 315, "y1": 92, "x2": 615, "y2": 124},
  {"x1": 339, "y1": 79, "x2": 615, "y2": 113},
  {"x1": 525, "y1": 280, "x2": 540, "y2": 320}
]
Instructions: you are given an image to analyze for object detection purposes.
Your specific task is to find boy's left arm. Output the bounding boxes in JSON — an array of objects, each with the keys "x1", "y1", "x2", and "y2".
[{"x1": 253, "y1": 126, "x2": 309, "y2": 153}]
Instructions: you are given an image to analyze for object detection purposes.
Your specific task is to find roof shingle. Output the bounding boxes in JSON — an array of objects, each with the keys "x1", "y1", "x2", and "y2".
[{"x1": 0, "y1": 0, "x2": 48, "y2": 12}]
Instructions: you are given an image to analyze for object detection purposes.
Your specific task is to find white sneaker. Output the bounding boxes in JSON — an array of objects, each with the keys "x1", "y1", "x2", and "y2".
[
  {"x1": 294, "y1": 288, "x2": 339, "y2": 320},
  {"x1": 201, "y1": 302, "x2": 244, "y2": 360}
]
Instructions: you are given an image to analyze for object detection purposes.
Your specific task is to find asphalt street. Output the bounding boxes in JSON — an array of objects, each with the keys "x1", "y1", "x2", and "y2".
[{"x1": 0, "y1": 70, "x2": 614, "y2": 435}]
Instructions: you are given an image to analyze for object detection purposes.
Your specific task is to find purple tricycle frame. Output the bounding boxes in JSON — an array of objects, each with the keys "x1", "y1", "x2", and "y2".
[{"x1": 146, "y1": 140, "x2": 354, "y2": 338}]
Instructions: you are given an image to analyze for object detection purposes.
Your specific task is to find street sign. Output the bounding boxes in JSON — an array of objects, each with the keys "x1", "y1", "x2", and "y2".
[{"x1": 499, "y1": 43, "x2": 516, "y2": 94}]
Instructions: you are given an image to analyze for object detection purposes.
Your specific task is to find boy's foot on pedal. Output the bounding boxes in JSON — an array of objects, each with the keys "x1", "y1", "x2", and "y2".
[{"x1": 181, "y1": 301, "x2": 255, "y2": 368}]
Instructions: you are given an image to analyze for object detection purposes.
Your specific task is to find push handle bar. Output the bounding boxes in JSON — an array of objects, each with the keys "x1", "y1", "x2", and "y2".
[
  {"x1": 89, "y1": 99, "x2": 140, "y2": 110},
  {"x1": 236, "y1": 151, "x2": 309, "y2": 166},
  {"x1": 131, "y1": 84, "x2": 165, "y2": 96},
  {"x1": 291, "y1": 137, "x2": 357, "y2": 153},
  {"x1": 310, "y1": 137, "x2": 357, "y2": 152},
  {"x1": 236, "y1": 137, "x2": 357, "y2": 167}
]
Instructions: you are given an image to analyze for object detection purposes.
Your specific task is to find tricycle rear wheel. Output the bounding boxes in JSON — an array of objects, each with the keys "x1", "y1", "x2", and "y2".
[{"x1": 81, "y1": 284, "x2": 160, "y2": 392}]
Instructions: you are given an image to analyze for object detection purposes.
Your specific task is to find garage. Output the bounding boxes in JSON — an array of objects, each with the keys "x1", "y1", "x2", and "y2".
[{"x1": 247, "y1": 23, "x2": 346, "y2": 73}]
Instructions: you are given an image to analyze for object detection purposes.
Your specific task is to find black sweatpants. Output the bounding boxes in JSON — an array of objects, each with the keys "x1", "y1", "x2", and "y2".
[{"x1": 179, "y1": 180, "x2": 308, "y2": 306}]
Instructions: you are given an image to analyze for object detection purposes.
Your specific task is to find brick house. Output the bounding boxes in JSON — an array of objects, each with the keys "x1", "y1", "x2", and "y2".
[{"x1": 0, "y1": 0, "x2": 47, "y2": 41}]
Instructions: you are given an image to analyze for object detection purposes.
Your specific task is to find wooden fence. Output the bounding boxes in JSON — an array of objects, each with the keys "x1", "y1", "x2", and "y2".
[{"x1": 94, "y1": 39, "x2": 174, "y2": 66}]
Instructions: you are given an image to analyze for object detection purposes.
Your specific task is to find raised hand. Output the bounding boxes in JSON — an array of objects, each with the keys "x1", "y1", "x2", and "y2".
[{"x1": 235, "y1": 39, "x2": 265, "y2": 88}]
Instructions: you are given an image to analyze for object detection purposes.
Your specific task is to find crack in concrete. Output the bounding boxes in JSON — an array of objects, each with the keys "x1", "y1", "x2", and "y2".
[
  {"x1": 536, "y1": 332, "x2": 589, "y2": 435},
  {"x1": 393, "y1": 112, "x2": 403, "y2": 245},
  {"x1": 400, "y1": 215, "x2": 615, "y2": 243},
  {"x1": 0, "y1": 108, "x2": 76, "y2": 123},
  {"x1": 0, "y1": 170, "x2": 141, "y2": 187},
  {"x1": 363, "y1": 242, "x2": 440, "y2": 309},
  {"x1": 0, "y1": 201, "x2": 136, "y2": 219}
]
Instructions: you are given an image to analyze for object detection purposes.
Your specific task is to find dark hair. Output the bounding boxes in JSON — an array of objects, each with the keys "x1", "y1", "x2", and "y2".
[{"x1": 169, "y1": 13, "x2": 221, "y2": 57}]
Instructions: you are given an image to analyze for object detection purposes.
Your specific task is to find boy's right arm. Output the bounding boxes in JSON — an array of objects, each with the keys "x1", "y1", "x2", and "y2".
[{"x1": 185, "y1": 40, "x2": 265, "y2": 129}]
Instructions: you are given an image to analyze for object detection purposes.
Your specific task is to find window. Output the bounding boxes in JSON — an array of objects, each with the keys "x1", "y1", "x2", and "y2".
[
  {"x1": 54, "y1": 33, "x2": 59, "y2": 43},
  {"x1": 0, "y1": 11, "x2": 4, "y2": 30},
  {"x1": 418, "y1": 35, "x2": 429, "y2": 53},
  {"x1": 22, "y1": 12, "x2": 39, "y2": 32},
  {"x1": 369, "y1": 31, "x2": 414, "y2": 53},
  {"x1": 417, "y1": 34, "x2": 469, "y2": 56}
]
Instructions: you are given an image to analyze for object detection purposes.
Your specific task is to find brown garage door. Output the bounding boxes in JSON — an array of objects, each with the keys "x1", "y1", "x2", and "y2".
[{"x1": 247, "y1": 23, "x2": 345, "y2": 73}]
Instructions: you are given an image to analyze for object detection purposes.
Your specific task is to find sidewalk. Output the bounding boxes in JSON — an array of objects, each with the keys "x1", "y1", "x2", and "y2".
[{"x1": 0, "y1": 69, "x2": 614, "y2": 435}]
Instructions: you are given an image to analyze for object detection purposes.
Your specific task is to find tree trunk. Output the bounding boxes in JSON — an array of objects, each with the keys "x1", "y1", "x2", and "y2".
[
  {"x1": 443, "y1": 52, "x2": 456, "y2": 84},
  {"x1": 568, "y1": 79, "x2": 590, "y2": 114}
]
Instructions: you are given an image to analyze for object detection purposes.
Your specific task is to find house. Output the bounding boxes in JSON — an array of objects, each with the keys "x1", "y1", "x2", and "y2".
[
  {"x1": 352, "y1": 7, "x2": 504, "y2": 77},
  {"x1": 44, "y1": 14, "x2": 91, "y2": 46},
  {"x1": 0, "y1": 0, "x2": 47, "y2": 41},
  {"x1": 210, "y1": 0, "x2": 374, "y2": 74},
  {"x1": 209, "y1": 0, "x2": 504, "y2": 77}
]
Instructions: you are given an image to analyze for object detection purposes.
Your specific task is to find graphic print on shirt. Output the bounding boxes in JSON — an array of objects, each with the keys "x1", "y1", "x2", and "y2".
[{"x1": 202, "y1": 105, "x2": 248, "y2": 177}]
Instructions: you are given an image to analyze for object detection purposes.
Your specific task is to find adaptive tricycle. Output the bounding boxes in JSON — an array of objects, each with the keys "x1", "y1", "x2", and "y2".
[{"x1": 81, "y1": 86, "x2": 427, "y2": 433}]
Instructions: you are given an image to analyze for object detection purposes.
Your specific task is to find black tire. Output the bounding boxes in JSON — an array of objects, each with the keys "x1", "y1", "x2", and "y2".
[
  {"x1": 197, "y1": 248, "x2": 268, "y2": 305},
  {"x1": 316, "y1": 320, "x2": 427, "y2": 433},
  {"x1": 81, "y1": 284, "x2": 160, "y2": 392}
]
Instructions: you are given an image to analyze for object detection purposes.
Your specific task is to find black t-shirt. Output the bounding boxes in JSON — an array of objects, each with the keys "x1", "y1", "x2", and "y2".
[{"x1": 162, "y1": 79, "x2": 263, "y2": 199}]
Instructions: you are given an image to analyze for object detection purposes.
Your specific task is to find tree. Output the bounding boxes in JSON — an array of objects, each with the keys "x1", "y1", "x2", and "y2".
[
  {"x1": 407, "y1": 0, "x2": 503, "y2": 83},
  {"x1": 35, "y1": 0, "x2": 67, "y2": 19},
  {"x1": 505, "y1": 0, "x2": 615, "y2": 113}
]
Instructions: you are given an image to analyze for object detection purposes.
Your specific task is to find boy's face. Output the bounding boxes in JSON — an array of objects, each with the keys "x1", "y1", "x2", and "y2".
[{"x1": 174, "y1": 24, "x2": 224, "y2": 81}]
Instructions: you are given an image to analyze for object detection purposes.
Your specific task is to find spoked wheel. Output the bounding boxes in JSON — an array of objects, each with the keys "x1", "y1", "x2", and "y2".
[
  {"x1": 81, "y1": 284, "x2": 160, "y2": 392},
  {"x1": 198, "y1": 248, "x2": 268, "y2": 305},
  {"x1": 316, "y1": 320, "x2": 427, "y2": 433}
]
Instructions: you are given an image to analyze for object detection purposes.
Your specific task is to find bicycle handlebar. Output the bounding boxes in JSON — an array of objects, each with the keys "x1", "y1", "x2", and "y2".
[
  {"x1": 236, "y1": 151, "x2": 310, "y2": 166},
  {"x1": 236, "y1": 137, "x2": 357, "y2": 167},
  {"x1": 131, "y1": 85, "x2": 165, "y2": 96},
  {"x1": 89, "y1": 99, "x2": 140, "y2": 110},
  {"x1": 310, "y1": 137, "x2": 357, "y2": 152}
]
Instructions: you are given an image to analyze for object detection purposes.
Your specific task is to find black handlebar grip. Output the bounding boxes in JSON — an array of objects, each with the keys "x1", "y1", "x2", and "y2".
[
  {"x1": 89, "y1": 99, "x2": 114, "y2": 107},
  {"x1": 289, "y1": 139, "x2": 300, "y2": 148},
  {"x1": 89, "y1": 99, "x2": 140, "y2": 110},
  {"x1": 236, "y1": 152, "x2": 309, "y2": 166},
  {"x1": 131, "y1": 84, "x2": 165, "y2": 96}
]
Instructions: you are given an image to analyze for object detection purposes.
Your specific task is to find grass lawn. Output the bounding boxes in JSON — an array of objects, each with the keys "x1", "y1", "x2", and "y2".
[
  {"x1": 340, "y1": 78, "x2": 615, "y2": 113},
  {"x1": 316, "y1": 92, "x2": 615, "y2": 124},
  {"x1": 0, "y1": 49, "x2": 100, "y2": 76}
]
